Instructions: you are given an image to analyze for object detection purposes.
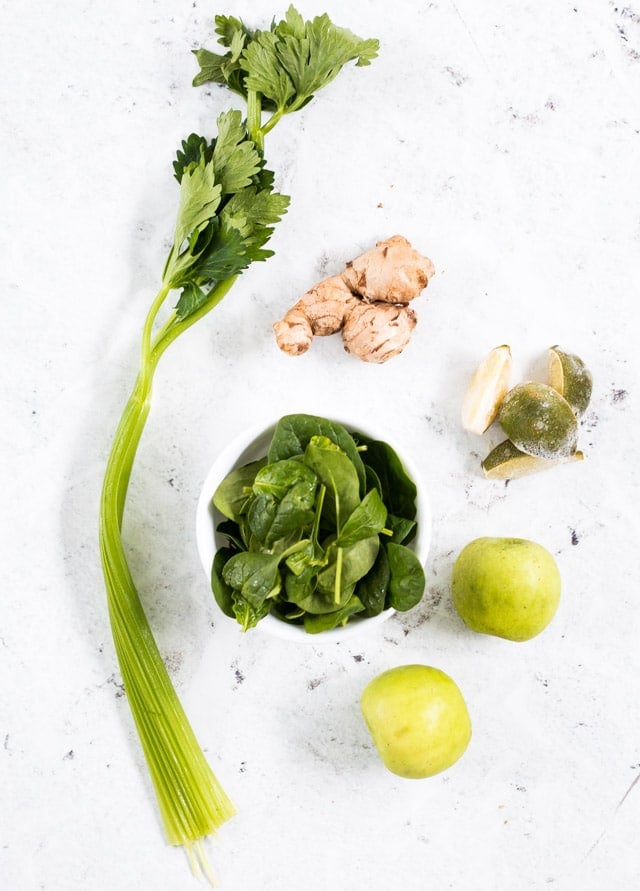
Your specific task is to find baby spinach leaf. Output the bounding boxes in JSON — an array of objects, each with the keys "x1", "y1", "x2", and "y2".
[
  {"x1": 386, "y1": 514, "x2": 417, "y2": 545},
  {"x1": 252, "y1": 457, "x2": 315, "y2": 499},
  {"x1": 337, "y1": 487, "x2": 387, "y2": 548},
  {"x1": 215, "y1": 519, "x2": 245, "y2": 552},
  {"x1": 231, "y1": 592, "x2": 272, "y2": 631},
  {"x1": 303, "y1": 596, "x2": 365, "y2": 634},
  {"x1": 246, "y1": 493, "x2": 277, "y2": 543},
  {"x1": 222, "y1": 551, "x2": 281, "y2": 606},
  {"x1": 270, "y1": 599, "x2": 305, "y2": 625},
  {"x1": 268, "y1": 414, "x2": 366, "y2": 492},
  {"x1": 244, "y1": 458, "x2": 318, "y2": 547},
  {"x1": 211, "y1": 547, "x2": 236, "y2": 618},
  {"x1": 238, "y1": 515, "x2": 257, "y2": 551},
  {"x1": 213, "y1": 458, "x2": 265, "y2": 521},
  {"x1": 283, "y1": 563, "x2": 320, "y2": 609},
  {"x1": 386, "y1": 542, "x2": 425, "y2": 611},
  {"x1": 285, "y1": 539, "x2": 325, "y2": 575},
  {"x1": 247, "y1": 482, "x2": 315, "y2": 548},
  {"x1": 291, "y1": 578, "x2": 356, "y2": 615},
  {"x1": 304, "y1": 435, "x2": 360, "y2": 528},
  {"x1": 356, "y1": 436, "x2": 417, "y2": 521},
  {"x1": 355, "y1": 545, "x2": 390, "y2": 617},
  {"x1": 364, "y1": 463, "x2": 382, "y2": 497},
  {"x1": 316, "y1": 536, "x2": 379, "y2": 598}
]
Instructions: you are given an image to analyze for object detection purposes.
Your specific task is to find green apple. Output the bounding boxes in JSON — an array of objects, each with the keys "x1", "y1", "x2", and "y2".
[
  {"x1": 451, "y1": 537, "x2": 561, "y2": 641},
  {"x1": 360, "y1": 664, "x2": 472, "y2": 778}
]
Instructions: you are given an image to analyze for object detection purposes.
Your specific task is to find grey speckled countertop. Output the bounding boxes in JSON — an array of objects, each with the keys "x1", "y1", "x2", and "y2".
[{"x1": 2, "y1": 2, "x2": 640, "y2": 889}]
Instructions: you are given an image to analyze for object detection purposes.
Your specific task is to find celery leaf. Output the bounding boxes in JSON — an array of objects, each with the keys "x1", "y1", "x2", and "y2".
[
  {"x1": 175, "y1": 282, "x2": 207, "y2": 320},
  {"x1": 241, "y1": 31, "x2": 296, "y2": 109},
  {"x1": 212, "y1": 110, "x2": 262, "y2": 194},
  {"x1": 173, "y1": 155, "x2": 221, "y2": 249},
  {"x1": 274, "y1": 13, "x2": 379, "y2": 102},
  {"x1": 173, "y1": 133, "x2": 209, "y2": 183},
  {"x1": 192, "y1": 15, "x2": 252, "y2": 97},
  {"x1": 193, "y1": 5, "x2": 379, "y2": 116}
]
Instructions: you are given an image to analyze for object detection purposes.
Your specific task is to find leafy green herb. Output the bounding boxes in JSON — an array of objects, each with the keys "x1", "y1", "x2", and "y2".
[
  {"x1": 98, "y1": 8, "x2": 378, "y2": 879},
  {"x1": 211, "y1": 415, "x2": 425, "y2": 633},
  {"x1": 193, "y1": 6, "x2": 379, "y2": 141}
]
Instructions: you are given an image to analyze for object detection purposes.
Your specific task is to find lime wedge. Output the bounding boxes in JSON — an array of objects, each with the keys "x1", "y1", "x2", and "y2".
[
  {"x1": 498, "y1": 381, "x2": 578, "y2": 458},
  {"x1": 461, "y1": 344, "x2": 512, "y2": 434},
  {"x1": 548, "y1": 346, "x2": 593, "y2": 417},
  {"x1": 482, "y1": 439, "x2": 584, "y2": 479}
]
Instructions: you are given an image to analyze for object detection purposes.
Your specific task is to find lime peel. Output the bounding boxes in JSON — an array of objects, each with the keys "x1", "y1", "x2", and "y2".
[
  {"x1": 548, "y1": 345, "x2": 593, "y2": 418},
  {"x1": 482, "y1": 438, "x2": 584, "y2": 479},
  {"x1": 498, "y1": 381, "x2": 578, "y2": 458}
]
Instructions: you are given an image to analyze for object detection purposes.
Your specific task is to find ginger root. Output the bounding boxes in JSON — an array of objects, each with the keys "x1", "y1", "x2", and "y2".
[
  {"x1": 272, "y1": 275, "x2": 357, "y2": 356},
  {"x1": 273, "y1": 235, "x2": 435, "y2": 363},
  {"x1": 342, "y1": 302, "x2": 418, "y2": 364}
]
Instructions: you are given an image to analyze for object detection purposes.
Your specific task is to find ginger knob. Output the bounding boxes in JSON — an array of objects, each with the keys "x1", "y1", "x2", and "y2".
[
  {"x1": 342, "y1": 302, "x2": 418, "y2": 363},
  {"x1": 273, "y1": 235, "x2": 434, "y2": 362},
  {"x1": 342, "y1": 235, "x2": 435, "y2": 304},
  {"x1": 273, "y1": 275, "x2": 356, "y2": 356}
]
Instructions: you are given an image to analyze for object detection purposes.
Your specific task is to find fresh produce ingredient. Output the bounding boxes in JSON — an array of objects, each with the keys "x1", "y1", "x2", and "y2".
[
  {"x1": 464, "y1": 345, "x2": 593, "y2": 479},
  {"x1": 98, "y1": 6, "x2": 378, "y2": 873},
  {"x1": 482, "y1": 439, "x2": 584, "y2": 479},
  {"x1": 451, "y1": 537, "x2": 561, "y2": 641},
  {"x1": 211, "y1": 414, "x2": 425, "y2": 632},
  {"x1": 548, "y1": 345, "x2": 593, "y2": 417},
  {"x1": 498, "y1": 381, "x2": 578, "y2": 458},
  {"x1": 341, "y1": 301, "x2": 418, "y2": 364},
  {"x1": 273, "y1": 235, "x2": 435, "y2": 362},
  {"x1": 461, "y1": 344, "x2": 512, "y2": 434},
  {"x1": 360, "y1": 665, "x2": 472, "y2": 778},
  {"x1": 341, "y1": 234, "x2": 434, "y2": 302}
]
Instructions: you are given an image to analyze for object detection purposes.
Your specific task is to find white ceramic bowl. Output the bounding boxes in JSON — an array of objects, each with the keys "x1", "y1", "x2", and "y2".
[{"x1": 196, "y1": 418, "x2": 431, "y2": 643}]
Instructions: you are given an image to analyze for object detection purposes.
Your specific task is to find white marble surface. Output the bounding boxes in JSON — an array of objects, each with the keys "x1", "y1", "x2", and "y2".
[{"x1": 2, "y1": 1, "x2": 640, "y2": 888}]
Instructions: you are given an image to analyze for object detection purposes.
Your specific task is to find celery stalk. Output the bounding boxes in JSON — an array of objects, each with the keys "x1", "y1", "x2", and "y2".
[
  {"x1": 98, "y1": 6, "x2": 378, "y2": 878},
  {"x1": 99, "y1": 282, "x2": 238, "y2": 861}
]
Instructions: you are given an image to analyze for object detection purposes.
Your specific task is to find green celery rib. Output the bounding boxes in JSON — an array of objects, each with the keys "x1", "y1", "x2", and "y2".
[
  {"x1": 98, "y1": 280, "x2": 239, "y2": 855},
  {"x1": 98, "y1": 7, "x2": 378, "y2": 871}
]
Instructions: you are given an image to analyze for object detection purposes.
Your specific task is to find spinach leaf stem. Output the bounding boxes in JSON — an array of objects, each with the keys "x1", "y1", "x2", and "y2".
[
  {"x1": 311, "y1": 484, "x2": 326, "y2": 546},
  {"x1": 334, "y1": 545, "x2": 344, "y2": 605}
]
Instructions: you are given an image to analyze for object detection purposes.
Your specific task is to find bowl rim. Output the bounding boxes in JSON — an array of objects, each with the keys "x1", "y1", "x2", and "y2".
[{"x1": 195, "y1": 416, "x2": 432, "y2": 643}]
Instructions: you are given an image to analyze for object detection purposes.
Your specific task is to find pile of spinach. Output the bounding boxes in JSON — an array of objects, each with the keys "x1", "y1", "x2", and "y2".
[{"x1": 211, "y1": 414, "x2": 425, "y2": 633}]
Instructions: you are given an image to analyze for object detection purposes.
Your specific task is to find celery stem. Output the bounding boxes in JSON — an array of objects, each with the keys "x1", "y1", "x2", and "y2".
[
  {"x1": 246, "y1": 90, "x2": 263, "y2": 149},
  {"x1": 99, "y1": 279, "x2": 238, "y2": 860}
]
